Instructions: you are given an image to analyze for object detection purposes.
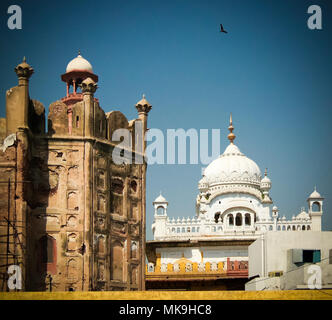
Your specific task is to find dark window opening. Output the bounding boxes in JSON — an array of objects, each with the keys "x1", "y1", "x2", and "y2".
[
  {"x1": 245, "y1": 214, "x2": 251, "y2": 226},
  {"x1": 76, "y1": 116, "x2": 79, "y2": 128},
  {"x1": 235, "y1": 213, "x2": 242, "y2": 226},
  {"x1": 40, "y1": 235, "x2": 54, "y2": 263},
  {"x1": 214, "y1": 212, "x2": 221, "y2": 223},
  {"x1": 111, "y1": 178, "x2": 124, "y2": 194},
  {"x1": 312, "y1": 202, "x2": 321, "y2": 212},
  {"x1": 229, "y1": 215, "x2": 234, "y2": 226},
  {"x1": 130, "y1": 180, "x2": 137, "y2": 193}
]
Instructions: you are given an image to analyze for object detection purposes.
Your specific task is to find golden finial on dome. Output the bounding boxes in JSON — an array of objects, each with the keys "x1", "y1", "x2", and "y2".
[{"x1": 227, "y1": 113, "x2": 236, "y2": 143}]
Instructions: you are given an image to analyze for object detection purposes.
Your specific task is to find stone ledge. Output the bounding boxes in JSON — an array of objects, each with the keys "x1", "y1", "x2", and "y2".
[{"x1": 0, "y1": 290, "x2": 331, "y2": 300}]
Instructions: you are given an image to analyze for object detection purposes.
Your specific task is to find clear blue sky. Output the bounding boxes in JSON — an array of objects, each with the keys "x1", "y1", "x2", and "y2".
[{"x1": 0, "y1": 0, "x2": 331, "y2": 240}]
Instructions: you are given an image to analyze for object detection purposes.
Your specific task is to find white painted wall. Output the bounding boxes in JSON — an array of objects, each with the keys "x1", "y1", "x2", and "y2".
[{"x1": 247, "y1": 231, "x2": 332, "y2": 290}]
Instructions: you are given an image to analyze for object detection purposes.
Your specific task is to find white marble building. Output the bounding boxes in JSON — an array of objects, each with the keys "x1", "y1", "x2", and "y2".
[
  {"x1": 151, "y1": 115, "x2": 324, "y2": 241},
  {"x1": 146, "y1": 115, "x2": 325, "y2": 290}
]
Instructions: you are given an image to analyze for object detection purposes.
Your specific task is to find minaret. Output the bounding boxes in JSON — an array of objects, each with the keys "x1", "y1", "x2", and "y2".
[
  {"x1": 6, "y1": 57, "x2": 34, "y2": 135},
  {"x1": 135, "y1": 94, "x2": 152, "y2": 290},
  {"x1": 81, "y1": 77, "x2": 97, "y2": 137},
  {"x1": 135, "y1": 94, "x2": 152, "y2": 153},
  {"x1": 307, "y1": 187, "x2": 324, "y2": 231},
  {"x1": 261, "y1": 168, "x2": 273, "y2": 204},
  {"x1": 152, "y1": 193, "x2": 168, "y2": 239}
]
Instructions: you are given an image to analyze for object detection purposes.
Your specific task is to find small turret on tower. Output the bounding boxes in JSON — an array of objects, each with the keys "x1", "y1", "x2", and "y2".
[
  {"x1": 135, "y1": 94, "x2": 152, "y2": 153},
  {"x1": 307, "y1": 187, "x2": 324, "y2": 231},
  {"x1": 81, "y1": 77, "x2": 98, "y2": 137},
  {"x1": 6, "y1": 57, "x2": 34, "y2": 135}
]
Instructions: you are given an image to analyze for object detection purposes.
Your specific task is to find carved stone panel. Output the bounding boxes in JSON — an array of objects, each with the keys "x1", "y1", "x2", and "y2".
[
  {"x1": 111, "y1": 222, "x2": 127, "y2": 236},
  {"x1": 67, "y1": 233, "x2": 78, "y2": 252},
  {"x1": 67, "y1": 192, "x2": 79, "y2": 211}
]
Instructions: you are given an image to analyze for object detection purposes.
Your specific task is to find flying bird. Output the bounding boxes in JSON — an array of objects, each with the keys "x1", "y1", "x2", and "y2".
[{"x1": 220, "y1": 24, "x2": 228, "y2": 33}]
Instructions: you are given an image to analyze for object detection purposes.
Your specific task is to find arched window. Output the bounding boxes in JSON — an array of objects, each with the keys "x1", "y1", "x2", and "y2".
[
  {"x1": 214, "y1": 212, "x2": 221, "y2": 223},
  {"x1": 111, "y1": 178, "x2": 124, "y2": 194},
  {"x1": 157, "y1": 206, "x2": 165, "y2": 215},
  {"x1": 182, "y1": 227, "x2": 185, "y2": 233},
  {"x1": 282, "y1": 226, "x2": 286, "y2": 231},
  {"x1": 245, "y1": 214, "x2": 251, "y2": 226},
  {"x1": 307, "y1": 225, "x2": 311, "y2": 230},
  {"x1": 269, "y1": 225, "x2": 273, "y2": 231},
  {"x1": 177, "y1": 227, "x2": 180, "y2": 233},
  {"x1": 130, "y1": 180, "x2": 137, "y2": 193},
  {"x1": 302, "y1": 225, "x2": 306, "y2": 231},
  {"x1": 97, "y1": 236, "x2": 105, "y2": 254},
  {"x1": 228, "y1": 214, "x2": 234, "y2": 226},
  {"x1": 312, "y1": 202, "x2": 320, "y2": 212},
  {"x1": 292, "y1": 225, "x2": 296, "y2": 231},
  {"x1": 187, "y1": 227, "x2": 191, "y2": 233},
  {"x1": 287, "y1": 226, "x2": 291, "y2": 231},
  {"x1": 192, "y1": 227, "x2": 195, "y2": 232},
  {"x1": 172, "y1": 227, "x2": 175, "y2": 233},
  {"x1": 277, "y1": 225, "x2": 281, "y2": 231},
  {"x1": 235, "y1": 213, "x2": 242, "y2": 226}
]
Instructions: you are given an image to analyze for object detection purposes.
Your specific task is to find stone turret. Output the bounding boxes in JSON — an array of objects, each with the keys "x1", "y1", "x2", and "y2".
[
  {"x1": 81, "y1": 77, "x2": 98, "y2": 137},
  {"x1": 6, "y1": 57, "x2": 34, "y2": 135}
]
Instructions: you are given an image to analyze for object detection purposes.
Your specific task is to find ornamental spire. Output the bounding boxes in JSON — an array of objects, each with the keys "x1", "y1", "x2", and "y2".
[{"x1": 227, "y1": 113, "x2": 236, "y2": 144}]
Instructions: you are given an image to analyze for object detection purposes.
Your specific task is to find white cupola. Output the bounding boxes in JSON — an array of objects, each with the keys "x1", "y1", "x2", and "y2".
[
  {"x1": 307, "y1": 187, "x2": 323, "y2": 231},
  {"x1": 153, "y1": 193, "x2": 168, "y2": 216}
]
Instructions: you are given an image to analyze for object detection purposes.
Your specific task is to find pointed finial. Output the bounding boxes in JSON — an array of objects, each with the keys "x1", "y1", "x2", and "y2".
[
  {"x1": 314, "y1": 185, "x2": 316, "y2": 191},
  {"x1": 265, "y1": 168, "x2": 267, "y2": 176},
  {"x1": 78, "y1": 49, "x2": 81, "y2": 56},
  {"x1": 23, "y1": 56, "x2": 26, "y2": 63},
  {"x1": 143, "y1": 93, "x2": 146, "y2": 99},
  {"x1": 227, "y1": 113, "x2": 236, "y2": 143}
]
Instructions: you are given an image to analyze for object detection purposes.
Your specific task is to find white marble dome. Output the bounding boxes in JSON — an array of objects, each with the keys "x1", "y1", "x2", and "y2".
[
  {"x1": 154, "y1": 194, "x2": 167, "y2": 203},
  {"x1": 308, "y1": 189, "x2": 322, "y2": 199},
  {"x1": 66, "y1": 54, "x2": 93, "y2": 73},
  {"x1": 203, "y1": 143, "x2": 261, "y2": 186}
]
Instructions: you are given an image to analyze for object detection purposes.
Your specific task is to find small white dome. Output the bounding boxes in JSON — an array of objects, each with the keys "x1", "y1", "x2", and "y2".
[
  {"x1": 272, "y1": 206, "x2": 278, "y2": 211},
  {"x1": 203, "y1": 143, "x2": 261, "y2": 186},
  {"x1": 66, "y1": 54, "x2": 93, "y2": 73},
  {"x1": 308, "y1": 188, "x2": 322, "y2": 199},
  {"x1": 154, "y1": 194, "x2": 167, "y2": 203},
  {"x1": 297, "y1": 209, "x2": 309, "y2": 220},
  {"x1": 198, "y1": 175, "x2": 209, "y2": 191},
  {"x1": 261, "y1": 175, "x2": 271, "y2": 184}
]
